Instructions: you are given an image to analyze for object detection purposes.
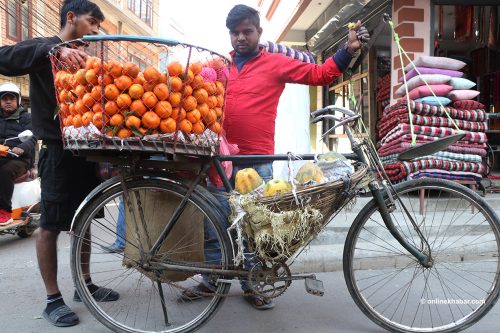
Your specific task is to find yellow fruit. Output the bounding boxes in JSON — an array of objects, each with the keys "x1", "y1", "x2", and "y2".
[
  {"x1": 348, "y1": 22, "x2": 356, "y2": 30},
  {"x1": 295, "y1": 162, "x2": 324, "y2": 185},
  {"x1": 234, "y1": 168, "x2": 263, "y2": 194},
  {"x1": 263, "y1": 179, "x2": 292, "y2": 197},
  {"x1": 318, "y1": 151, "x2": 346, "y2": 162}
]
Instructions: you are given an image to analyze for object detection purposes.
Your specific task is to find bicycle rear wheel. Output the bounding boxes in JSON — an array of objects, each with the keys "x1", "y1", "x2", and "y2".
[
  {"x1": 344, "y1": 178, "x2": 500, "y2": 332},
  {"x1": 71, "y1": 177, "x2": 232, "y2": 333}
]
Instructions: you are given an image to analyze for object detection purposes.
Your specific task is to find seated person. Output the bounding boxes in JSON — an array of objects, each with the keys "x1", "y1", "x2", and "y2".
[{"x1": 0, "y1": 82, "x2": 36, "y2": 225}]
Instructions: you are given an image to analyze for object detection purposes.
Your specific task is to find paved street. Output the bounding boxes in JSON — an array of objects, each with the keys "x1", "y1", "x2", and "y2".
[{"x1": 1, "y1": 228, "x2": 500, "y2": 333}]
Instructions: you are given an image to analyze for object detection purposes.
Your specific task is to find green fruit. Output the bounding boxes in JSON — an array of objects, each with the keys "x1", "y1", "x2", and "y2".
[
  {"x1": 263, "y1": 179, "x2": 292, "y2": 197},
  {"x1": 295, "y1": 162, "x2": 324, "y2": 184}
]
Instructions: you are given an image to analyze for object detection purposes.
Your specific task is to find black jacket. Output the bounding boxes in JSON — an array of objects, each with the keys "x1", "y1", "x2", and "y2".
[
  {"x1": 0, "y1": 106, "x2": 36, "y2": 167},
  {"x1": 0, "y1": 36, "x2": 62, "y2": 141}
]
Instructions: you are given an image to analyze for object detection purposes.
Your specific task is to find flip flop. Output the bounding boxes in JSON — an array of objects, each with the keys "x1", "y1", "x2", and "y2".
[
  {"x1": 179, "y1": 283, "x2": 216, "y2": 301},
  {"x1": 42, "y1": 304, "x2": 79, "y2": 327},
  {"x1": 243, "y1": 294, "x2": 275, "y2": 310},
  {"x1": 73, "y1": 286, "x2": 120, "y2": 302}
]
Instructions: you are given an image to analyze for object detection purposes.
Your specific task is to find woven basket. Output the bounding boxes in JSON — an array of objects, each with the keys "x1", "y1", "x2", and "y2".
[{"x1": 232, "y1": 163, "x2": 368, "y2": 262}]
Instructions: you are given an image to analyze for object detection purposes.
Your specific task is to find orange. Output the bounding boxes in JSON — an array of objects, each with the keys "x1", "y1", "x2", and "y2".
[
  {"x1": 215, "y1": 81, "x2": 225, "y2": 95},
  {"x1": 92, "y1": 111, "x2": 104, "y2": 129},
  {"x1": 198, "y1": 103, "x2": 209, "y2": 118},
  {"x1": 85, "y1": 56, "x2": 99, "y2": 70},
  {"x1": 107, "y1": 59, "x2": 123, "y2": 78},
  {"x1": 171, "y1": 107, "x2": 186, "y2": 121},
  {"x1": 142, "y1": 91, "x2": 158, "y2": 109},
  {"x1": 133, "y1": 72, "x2": 146, "y2": 85},
  {"x1": 129, "y1": 83, "x2": 145, "y2": 99},
  {"x1": 154, "y1": 101, "x2": 172, "y2": 119},
  {"x1": 186, "y1": 109, "x2": 201, "y2": 124},
  {"x1": 82, "y1": 93, "x2": 95, "y2": 108},
  {"x1": 169, "y1": 76, "x2": 183, "y2": 92},
  {"x1": 183, "y1": 84, "x2": 193, "y2": 96},
  {"x1": 189, "y1": 62, "x2": 203, "y2": 75},
  {"x1": 90, "y1": 86, "x2": 102, "y2": 102},
  {"x1": 104, "y1": 101, "x2": 119, "y2": 116},
  {"x1": 69, "y1": 103, "x2": 77, "y2": 116},
  {"x1": 159, "y1": 117, "x2": 176, "y2": 133},
  {"x1": 92, "y1": 103, "x2": 103, "y2": 114},
  {"x1": 203, "y1": 81, "x2": 216, "y2": 95},
  {"x1": 192, "y1": 121, "x2": 205, "y2": 134},
  {"x1": 142, "y1": 80, "x2": 156, "y2": 92},
  {"x1": 153, "y1": 83, "x2": 169, "y2": 101},
  {"x1": 109, "y1": 113, "x2": 125, "y2": 127},
  {"x1": 143, "y1": 66, "x2": 161, "y2": 83},
  {"x1": 58, "y1": 89, "x2": 70, "y2": 104},
  {"x1": 65, "y1": 115, "x2": 73, "y2": 127},
  {"x1": 114, "y1": 75, "x2": 133, "y2": 91},
  {"x1": 130, "y1": 99, "x2": 147, "y2": 116},
  {"x1": 122, "y1": 62, "x2": 140, "y2": 78},
  {"x1": 104, "y1": 84, "x2": 120, "y2": 101},
  {"x1": 167, "y1": 62, "x2": 183, "y2": 77},
  {"x1": 72, "y1": 114, "x2": 83, "y2": 128},
  {"x1": 214, "y1": 106, "x2": 223, "y2": 117},
  {"x1": 191, "y1": 74, "x2": 204, "y2": 89},
  {"x1": 117, "y1": 127, "x2": 132, "y2": 138},
  {"x1": 85, "y1": 69, "x2": 99, "y2": 86},
  {"x1": 179, "y1": 119, "x2": 192, "y2": 133},
  {"x1": 125, "y1": 115, "x2": 141, "y2": 129},
  {"x1": 216, "y1": 94, "x2": 224, "y2": 107},
  {"x1": 206, "y1": 95, "x2": 218, "y2": 108},
  {"x1": 116, "y1": 93, "x2": 132, "y2": 109},
  {"x1": 182, "y1": 95, "x2": 197, "y2": 111},
  {"x1": 59, "y1": 103, "x2": 69, "y2": 117},
  {"x1": 168, "y1": 92, "x2": 182, "y2": 107},
  {"x1": 75, "y1": 69, "x2": 87, "y2": 86},
  {"x1": 192, "y1": 88, "x2": 208, "y2": 104},
  {"x1": 180, "y1": 69, "x2": 194, "y2": 84},
  {"x1": 142, "y1": 111, "x2": 161, "y2": 129},
  {"x1": 159, "y1": 72, "x2": 168, "y2": 84},
  {"x1": 203, "y1": 108, "x2": 217, "y2": 124},
  {"x1": 209, "y1": 121, "x2": 222, "y2": 134},
  {"x1": 98, "y1": 73, "x2": 114, "y2": 86},
  {"x1": 74, "y1": 100, "x2": 87, "y2": 115},
  {"x1": 82, "y1": 111, "x2": 94, "y2": 127}
]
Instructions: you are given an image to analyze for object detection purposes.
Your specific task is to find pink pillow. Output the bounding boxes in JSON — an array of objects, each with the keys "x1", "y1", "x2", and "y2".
[
  {"x1": 395, "y1": 74, "x2": 451, "y2": 96},
  {"x1": 404, "y1": 56, "x2": 466, "y2": 72},
  {"x1": 447, "y1": 90, "x2": 480, "y2": 101},
  {"x1": 452, "y1": 100, "x2": 485, "y2": 109},
  {"x1": 399, "y1": 67, "x2": 463, "y2": 82},
  {"x1": 406, "y1": 84, "x2": 453, "y2": 100}
]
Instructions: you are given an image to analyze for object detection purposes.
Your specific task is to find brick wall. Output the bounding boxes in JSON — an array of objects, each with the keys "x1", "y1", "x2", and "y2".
[{"x1": 390, "y1": 0, "x2": 432, "y2": 104}]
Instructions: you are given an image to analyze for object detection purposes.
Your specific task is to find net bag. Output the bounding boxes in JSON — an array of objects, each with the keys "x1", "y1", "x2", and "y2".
[
  {"x1": 49, "y1": 35, "x2": 229, "y2": 156},
  {"x1": 229, "y1": 162, "x2": 368, "y2": 263}
]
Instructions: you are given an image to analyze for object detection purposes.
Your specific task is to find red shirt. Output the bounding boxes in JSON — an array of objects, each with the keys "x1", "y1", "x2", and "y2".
[{"x1": 223, "y1": 49, "x2": 343, "y2": 155}]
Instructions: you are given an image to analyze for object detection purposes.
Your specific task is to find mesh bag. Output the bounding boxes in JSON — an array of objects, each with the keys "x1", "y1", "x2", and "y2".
[
  {"x1": 49, "y1": 35, "x2": 229, "y2": 156},
  {"x1": 229, "y1": 162, "x2": 368, "y2": 263}
]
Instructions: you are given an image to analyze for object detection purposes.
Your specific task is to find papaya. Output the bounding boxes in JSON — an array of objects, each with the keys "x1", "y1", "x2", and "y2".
[
  {"x1": 295, "y1": 162, "x2": 324, "y2": 185},
  {"x1": 263, "y1": 179, "x2": 292, "y2": 197},
  {"x1": 234, "y1": 168, "x2": 263, "y2": 194}
]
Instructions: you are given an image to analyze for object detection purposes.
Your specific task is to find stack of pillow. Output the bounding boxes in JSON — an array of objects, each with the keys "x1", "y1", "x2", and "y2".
[{"x1": 397, "y1": 56, "x2": 479, "y2": 107}]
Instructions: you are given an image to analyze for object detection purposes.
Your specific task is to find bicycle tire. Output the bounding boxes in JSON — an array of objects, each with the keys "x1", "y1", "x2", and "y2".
[
  {"x1": 71, "y1": 177, "x2": 233, "y2": 333},
  {"x1": 344, "y1": 178, "x2": 500, "y2": 332}
]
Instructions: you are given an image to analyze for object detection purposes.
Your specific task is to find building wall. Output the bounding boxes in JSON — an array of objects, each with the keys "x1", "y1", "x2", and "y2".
[{"x1": 390, "y1": 0, "x2": 432, "y2": 104}]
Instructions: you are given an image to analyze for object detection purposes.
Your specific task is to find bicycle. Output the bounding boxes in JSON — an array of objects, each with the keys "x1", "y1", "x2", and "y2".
[{"x1": 67, "y1": 104, "x2": 500, "y2": 333}]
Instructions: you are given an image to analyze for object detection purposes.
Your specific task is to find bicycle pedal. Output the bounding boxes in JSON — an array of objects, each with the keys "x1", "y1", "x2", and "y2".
[{"x1": 304, "y1": 277, "x2": 324, "y2": 296}]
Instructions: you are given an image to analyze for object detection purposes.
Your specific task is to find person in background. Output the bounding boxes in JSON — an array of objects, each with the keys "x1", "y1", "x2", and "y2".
[
  {"x1": 0, "y1": 82, "x2": 36, "y2": 225},
  {"x1": 0, "y1": 0, "x2": 119, "y2": 327},
  {"x1": 182, "y1": 4, "x2": 369, "y2": 310}
]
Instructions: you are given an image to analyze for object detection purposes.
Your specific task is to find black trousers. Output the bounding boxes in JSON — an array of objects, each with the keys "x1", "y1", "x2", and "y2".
[{"x1": 0, "y1": 158, "x2": 29, "y2": 211}]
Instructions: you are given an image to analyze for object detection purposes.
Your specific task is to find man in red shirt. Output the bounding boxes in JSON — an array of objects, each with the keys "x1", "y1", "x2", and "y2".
[{"x1": 183, "y1": 4, "x2": 369, "y2": 310}]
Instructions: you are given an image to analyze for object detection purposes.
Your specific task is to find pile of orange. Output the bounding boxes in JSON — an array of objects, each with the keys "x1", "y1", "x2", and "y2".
[{"x1": 55, "y1": 56, "x2": 225, "y2": 139}]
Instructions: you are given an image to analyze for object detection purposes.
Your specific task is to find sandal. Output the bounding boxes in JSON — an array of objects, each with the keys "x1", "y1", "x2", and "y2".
[
  {"x1": 73, "y1": 286, "x2": 120, "y2": 302},
  {"x1": 243, "y1": 294, "x2": 275, "y2": 310},
  {"x1": 42, "y1": 304, "x2": 79, "y2": 327},
  {"x1": 180, "y1": 283, "x2": 216, "y2": 301}
]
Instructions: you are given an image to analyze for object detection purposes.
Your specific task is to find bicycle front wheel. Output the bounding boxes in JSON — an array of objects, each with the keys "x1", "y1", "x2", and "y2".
[
  {"x1": 71, "y1": 177, "x2": 232, "y2": 333},
  {"x1": 344, "y1": 178, "x2": 500, "y2": 332}
]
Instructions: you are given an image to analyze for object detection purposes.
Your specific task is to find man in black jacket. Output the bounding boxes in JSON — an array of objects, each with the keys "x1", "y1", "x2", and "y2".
[
  {"x1": 0, "y1": 0, "x2": 118, "y2": 327},
  {"x1": 0, "y1": 82, "x2": 36, "y2": 225}
]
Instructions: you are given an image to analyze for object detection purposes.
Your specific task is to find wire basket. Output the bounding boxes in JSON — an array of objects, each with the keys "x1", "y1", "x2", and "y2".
[
  {"x1": 230, "y1": 163, "x2": 368, "y2": 263},
  {"x1": 49, "y1": 35, "x2": 229, "y2": 156}
]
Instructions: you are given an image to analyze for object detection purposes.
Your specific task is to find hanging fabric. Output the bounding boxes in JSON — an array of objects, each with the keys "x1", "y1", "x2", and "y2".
[
  {"x1": 488, "y1": 6, "x2": 498, "y2": 48},
  {"x1": 454, "y1": 5, "x2": 474, "y2": 42}
]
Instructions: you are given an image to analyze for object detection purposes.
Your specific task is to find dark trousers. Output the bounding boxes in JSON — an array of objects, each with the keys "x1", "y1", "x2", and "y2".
[{"x1": 0, "y1": 158, "x2": 29, "y2": 212}]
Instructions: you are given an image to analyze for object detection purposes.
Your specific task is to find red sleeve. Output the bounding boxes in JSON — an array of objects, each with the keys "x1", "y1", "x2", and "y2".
[{"x1": 276, "y1": 55, "x2": 343, "y2": 86}]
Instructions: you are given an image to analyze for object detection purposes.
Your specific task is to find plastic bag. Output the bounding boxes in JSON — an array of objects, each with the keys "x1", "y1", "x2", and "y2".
[{"x1": 207, "y1": 132, "x2": 239, "y2": 188}]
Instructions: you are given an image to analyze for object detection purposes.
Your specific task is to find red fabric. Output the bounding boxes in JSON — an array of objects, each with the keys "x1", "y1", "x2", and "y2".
[{"x1": 223, "y1": 50, "x2": 342, "y2": 155}]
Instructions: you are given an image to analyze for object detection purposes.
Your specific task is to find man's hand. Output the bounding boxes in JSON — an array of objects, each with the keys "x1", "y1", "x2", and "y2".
[
  {"x1": 346, "y1": 20, "x2": 370, "y2": 55},
  {"x1": 59, "y1": 47, "x2": 88, "y2": 72},
  {"x1": 11, "y1": 147, "x2": 24, "y2": 156}
]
